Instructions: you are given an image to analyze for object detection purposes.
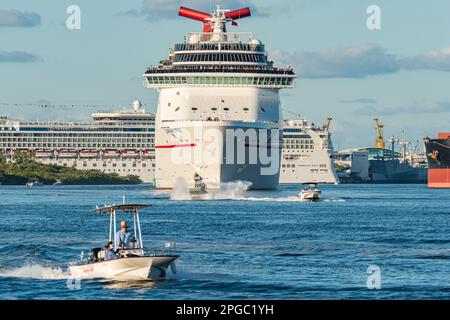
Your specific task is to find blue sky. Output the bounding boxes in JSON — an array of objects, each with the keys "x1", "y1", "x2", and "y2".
[{"x1": 1, "y1": 0, "x2": 450, "y2": 148}]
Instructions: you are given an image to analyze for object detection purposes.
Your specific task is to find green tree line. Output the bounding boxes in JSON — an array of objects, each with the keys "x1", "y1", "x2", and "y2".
[{"x1": 0, "y1": 152, "x2": 141, "y2": 185}]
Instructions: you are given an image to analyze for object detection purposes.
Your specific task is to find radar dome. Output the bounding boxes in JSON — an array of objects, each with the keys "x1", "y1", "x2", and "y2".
[
  {"x1": 189, "y1": 34, "x2": 200, "y2": 44},
  {"x1": 249, "y1": 39, "x2": 262, "y2": 45},
  {"x1": 132, "y1": 100, "x2": 143, "y2": 111}
]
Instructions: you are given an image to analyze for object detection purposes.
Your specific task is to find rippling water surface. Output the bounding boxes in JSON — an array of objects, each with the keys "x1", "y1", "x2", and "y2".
[{"x1": 0, "y1": 183, "x2": 449, "y2": 299}]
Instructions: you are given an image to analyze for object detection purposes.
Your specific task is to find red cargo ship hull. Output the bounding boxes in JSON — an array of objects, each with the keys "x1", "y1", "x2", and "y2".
[
  {"x1": 424, "y1": 133, "x2": 450, "y2": 188},
  {"x1": 428, "y1": 169, "x2": 450, "y2": 188}
]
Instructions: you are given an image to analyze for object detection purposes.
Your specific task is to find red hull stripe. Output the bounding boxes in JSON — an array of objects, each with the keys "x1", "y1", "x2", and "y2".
[
  {"x1": 429, "y1": 182, "x2": 450, "y2": 188},
  {"x1": 438, "y1": 132, "x2": 450, "y2": 139},
  {"x1": 155, "y1": 143, "x2": 196, "y2": 149},
  {"x1": 156, "y1": 187, "x2": 173, "y2": 190},
  {"x1": 428, "y1": 168, "x2": 450, "y2": 188}
]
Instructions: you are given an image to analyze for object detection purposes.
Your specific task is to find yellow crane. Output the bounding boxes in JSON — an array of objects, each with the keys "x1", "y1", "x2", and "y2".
[
  {"x1": 373, "y1": 117, "x2": 385, "y2": 148},
  {"x1": 323, "y1": 117, "x2": 332, "y2": 132}
]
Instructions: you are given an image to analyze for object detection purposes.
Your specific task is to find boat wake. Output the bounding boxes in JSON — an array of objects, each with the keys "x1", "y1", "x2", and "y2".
[
  {"x1": 0, "y1": 264, "x2": 69, "y2": 280},
  {"x1": 235, "y1": 196, "x2": 346, "y2": 203},
  {"x1": 170, "y1": 180, "x2": 252, "y2": 201},
  {"x1": 237, "y1": 196, "x2": 301, "y2": 202}
]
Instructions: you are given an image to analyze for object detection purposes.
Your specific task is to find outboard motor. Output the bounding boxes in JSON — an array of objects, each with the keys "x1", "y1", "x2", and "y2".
[{"x1": 91, "y1": 248, "x2": 102, "y2": 262}]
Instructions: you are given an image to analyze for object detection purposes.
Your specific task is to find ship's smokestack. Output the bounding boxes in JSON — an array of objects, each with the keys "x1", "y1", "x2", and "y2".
[
  {"x1": 178, "y1": 6, "x2": 251, "y2": 33},
  {"x1": 224, "y1": 7, "x2": 251, "y2": 20}
]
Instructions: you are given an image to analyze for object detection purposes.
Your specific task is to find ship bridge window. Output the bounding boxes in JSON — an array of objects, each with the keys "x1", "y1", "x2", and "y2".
[
  {"x1": 223, "y1": 108, "x2": 230, "y2": 111},
  {"x1": 211, "y1": 107, "x2": 218, "y2": 111},
  {"x1": 175, "y1": 107, "x2": 180, "y2": 112},
  {"x1": 243, "y1": 108, "x2": 249, "y2": 111},
  {"x1": 191, "y1": 107, "x2": 198, "y2": 111},
  {"x1": 174, "y1": 52, "x2": 265, "y2": 63}
]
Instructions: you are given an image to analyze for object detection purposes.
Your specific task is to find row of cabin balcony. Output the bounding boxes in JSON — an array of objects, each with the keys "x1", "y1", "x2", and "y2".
[
  {"x1": 0, "y1": 133, "x2": 153, "y2": 139},
  {"x1": 0, "y1": 137, "x2": 154, "y2": 143},
  {"x1": 172, "y1": 52, "x2": 266, "y2": 64},
  {"x1": 0, "y1": 144, "x2": 154, "y2": 149},
  {"x1": 174, "y1": 42, "x2": 265, "y2": 53},
  {"x1": 145, "y1": 75, "x2": 295, "y2": 88},
  {"x1": 145, "y1": 65, "x2": 294, "y2": 75}
]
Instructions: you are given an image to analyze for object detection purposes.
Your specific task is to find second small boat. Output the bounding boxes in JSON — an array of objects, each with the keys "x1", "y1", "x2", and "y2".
[{"x1": 299, "y1": 184, "x2": 322, "y2": 202}]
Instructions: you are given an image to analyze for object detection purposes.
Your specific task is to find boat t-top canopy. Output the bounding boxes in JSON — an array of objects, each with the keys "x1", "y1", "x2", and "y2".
[
  {"x1": 95, "y1": 204, "x2": 150, "y2": 214},
  {"x1": 94, "y1": 202, "x2": 150, "y2": 250}
]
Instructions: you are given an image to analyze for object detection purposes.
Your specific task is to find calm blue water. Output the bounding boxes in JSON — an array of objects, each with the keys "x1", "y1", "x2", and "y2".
[{"x1": 0, "y1": 183, "x2": 449, "y2": 300}]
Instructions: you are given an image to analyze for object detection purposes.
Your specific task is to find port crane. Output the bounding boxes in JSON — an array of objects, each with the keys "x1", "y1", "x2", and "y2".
[
  {"x1": 373, "y1": 118, "x2": 385, "y2": 148},
  {"x1": 323, "y1": 117, "x2": 333, "y2": 132}
]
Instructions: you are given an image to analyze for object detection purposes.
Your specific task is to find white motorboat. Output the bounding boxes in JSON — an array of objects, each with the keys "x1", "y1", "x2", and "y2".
[
  {"x1": 69, "y1": 203, "x2": 178, "y2": 281},
  {"x1": 299, "y1": 184, "x2": 321, "y2": 202},
  {"x1": 26, "y1": 178, "x2": 44, "y2": 187}
]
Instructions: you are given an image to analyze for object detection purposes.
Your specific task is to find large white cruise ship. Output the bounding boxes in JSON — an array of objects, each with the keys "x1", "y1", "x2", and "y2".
[
  {"x1": 144, "y1": 6, "x2": 295, "y2": 190},
  {"x1": 279, "y1": 119, "x2": 338, "y2": 184}
]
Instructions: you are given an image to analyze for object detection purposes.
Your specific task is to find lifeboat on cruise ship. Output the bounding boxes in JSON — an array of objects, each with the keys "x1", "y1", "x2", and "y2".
[
  {"x1": 58, "y1": 149, "x2": 78, "y2": 158},
  {"x1": 121, "y1": 150, "x2": 140, "y2": 157},
  {"x1": 34, "y1": 149, "x2": 54, "y2": 158},
  {"x1": 80, "y1": 150, "x2": 99, "y2": 158},
  {"x1": 103, "y1": 149, "x2": 121, "y2": 158},
  {"x1": 142, "y1": 150, "x2": 154, "y2": 158}
]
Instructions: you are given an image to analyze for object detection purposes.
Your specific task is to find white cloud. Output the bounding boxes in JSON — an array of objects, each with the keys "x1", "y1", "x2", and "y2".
[
  {"x1": 273, "y1": 43, "x2": 450, "y2": 79},
  {"x1": 355, "y1": 101, "x2": 450, "y2": 116},
  {"x1": 401, "y1": 47, "x2": 450, "y2": 72},
  {"x1": 339, "y1": 98, "x2": 377, "y2": 104},
  {"x1": 0, "y1": 50, "x2": 41, "y2": 63},
  {"x1": 272, "y1": 44, "x2": 401, "y2": 79},
  {"x1": 0, "y1": 9, "x2": 41, "y2": 27},
  {"x1": 121, "y1": 0, "x2": 266, "y2": 21}
]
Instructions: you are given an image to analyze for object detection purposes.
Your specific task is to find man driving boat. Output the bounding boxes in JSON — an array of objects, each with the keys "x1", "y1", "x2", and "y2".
[
  {"x1": 104, "y1": 241, "x2": 119, "y2": 260},
  {"x1": 116, "y1": 220, "x2": 132, "y2": 249}
]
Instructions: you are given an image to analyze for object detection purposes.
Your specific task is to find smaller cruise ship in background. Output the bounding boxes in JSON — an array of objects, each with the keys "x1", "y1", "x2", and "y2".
[
  {"x1": 279, "y1": 118, "x2": 338, "y2": 184},
  {"x1": 0, "y1": 101, "x2": 156, "y2": 183}
]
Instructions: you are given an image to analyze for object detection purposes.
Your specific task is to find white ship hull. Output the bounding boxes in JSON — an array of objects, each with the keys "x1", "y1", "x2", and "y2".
[
  {"x1": 155, "y1": 121, "x2": 281, "y2": 190},
  {"x1": 154, "y1": 86, "x2": 284, "y2": 190}
]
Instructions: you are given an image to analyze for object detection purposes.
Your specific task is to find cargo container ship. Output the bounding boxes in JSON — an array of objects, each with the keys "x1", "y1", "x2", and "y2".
[{"x1": 424, "y1": 133, "x2": 450, "y2": 188}]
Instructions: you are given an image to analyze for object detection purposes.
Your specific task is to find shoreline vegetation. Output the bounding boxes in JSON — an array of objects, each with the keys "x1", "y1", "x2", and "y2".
[{"x1": 0, "y1": 152, "x2": 142, "y2": 185}]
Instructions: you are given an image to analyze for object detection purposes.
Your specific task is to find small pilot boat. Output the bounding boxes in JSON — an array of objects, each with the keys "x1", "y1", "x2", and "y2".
[
  {"x1": 189, "y1": 173, "x2": 208, "y2": 195},
  {"x1": 69, "y1": 203, "x2": 178, "y2": 281},
  {"x1": 299, "y1": 184, "x2": 321, "y2": 202},
  {"x1": 26, "y1": 178, "x2": 44, "y2": 187}
]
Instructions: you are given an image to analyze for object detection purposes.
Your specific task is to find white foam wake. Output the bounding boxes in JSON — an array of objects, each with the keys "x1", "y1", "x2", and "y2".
[
  {"x1": 236, "y1": 197, "x2": 346, "y2": 202},
  {"x1": 0, "y1": 264, "x2": 69, "y2": 280},
  {"x1": 236, "y1": 196, "x2": 301, "y2": 202},
  {"x1": 170, "y1": 180, "x2": 252, "y2": 201}
]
